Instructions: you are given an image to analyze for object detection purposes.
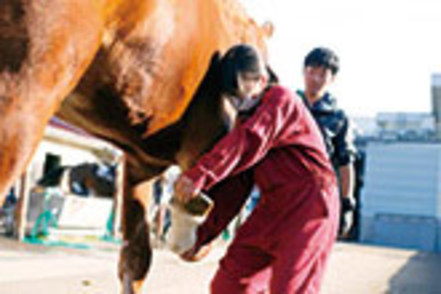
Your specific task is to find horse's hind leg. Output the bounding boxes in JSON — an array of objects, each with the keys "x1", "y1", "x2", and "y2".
[{"x1": 0, "y1": 1, "x2": 103, "y2": 203}]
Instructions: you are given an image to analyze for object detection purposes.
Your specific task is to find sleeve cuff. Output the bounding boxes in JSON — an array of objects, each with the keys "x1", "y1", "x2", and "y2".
[
  {"x1": 337, "y1": 152, "x2": 356, "y2": 166},
  {"x1": 338, "y1": 156, "x2": 351, "y2": 166},
  {"x1": 184, "y1": 166, "x2": 209, "y2": 192}
]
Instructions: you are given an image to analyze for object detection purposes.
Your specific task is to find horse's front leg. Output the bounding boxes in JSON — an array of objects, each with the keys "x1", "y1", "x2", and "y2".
[{"x1": 118, "y1": 179, "x2": 157, "y2": 294}]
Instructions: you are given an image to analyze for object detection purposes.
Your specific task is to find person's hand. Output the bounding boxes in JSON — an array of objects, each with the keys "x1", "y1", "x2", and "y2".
[
  {"x1": 339, "y1": 210, "x2": 354, "y2": 238},
  {"x1": 180, "y1": 243, "x2": 213, "y2": 262},
  {"x1": 339, "y1": 197, "x2": 356, "y2": 238},
  {"x1": 174, "y1": 175, "x2": 198, "y2": 203}
]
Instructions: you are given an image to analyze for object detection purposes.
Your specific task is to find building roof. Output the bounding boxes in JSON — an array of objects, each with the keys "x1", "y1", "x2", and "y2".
[{"x1": 45, "y1": 117, "x2": 122, "y2": 162}]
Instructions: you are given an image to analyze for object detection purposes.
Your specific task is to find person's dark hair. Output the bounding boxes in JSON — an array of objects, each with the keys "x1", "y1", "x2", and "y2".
[
  {"x1": 304, "y1": 47, "x2": 339, "y2": 75},
  {"x1": 220, "y1": 44, "x2": 267, "y2": 95}
]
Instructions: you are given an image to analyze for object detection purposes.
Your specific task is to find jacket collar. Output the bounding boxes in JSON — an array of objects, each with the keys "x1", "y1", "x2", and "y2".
[{"x1": 297, "y1": 90, "x2": 337, "y2": 113}]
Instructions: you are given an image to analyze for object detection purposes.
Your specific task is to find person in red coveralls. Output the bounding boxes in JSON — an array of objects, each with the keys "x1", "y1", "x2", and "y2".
[{"x1": 174, "y1": 44, "x2": 340, "y2": 294}]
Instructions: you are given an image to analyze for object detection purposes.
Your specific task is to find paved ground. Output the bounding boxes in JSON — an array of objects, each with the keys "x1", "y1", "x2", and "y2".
[{"x1": 0, "y1": 237, "x2": 440, "y2": 294}]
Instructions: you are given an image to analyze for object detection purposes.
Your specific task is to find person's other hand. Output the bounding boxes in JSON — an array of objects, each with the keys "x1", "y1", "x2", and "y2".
[
  {"x1": 180, "y1": 243, "x2": 213, "y2": 262},
  {"x1": 174, "y1": 175, "x2": 198, "y2": 203}
]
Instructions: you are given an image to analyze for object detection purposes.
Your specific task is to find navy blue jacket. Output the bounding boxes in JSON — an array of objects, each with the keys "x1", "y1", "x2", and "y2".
[{"x1": 297, "y1": 90, "x2": 357, "y2": 167}]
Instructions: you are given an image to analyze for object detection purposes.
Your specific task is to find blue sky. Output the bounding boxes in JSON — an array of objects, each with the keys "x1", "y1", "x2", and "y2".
[{"x1": 241, "y1": 0, "x2": 441, "y2": 117}]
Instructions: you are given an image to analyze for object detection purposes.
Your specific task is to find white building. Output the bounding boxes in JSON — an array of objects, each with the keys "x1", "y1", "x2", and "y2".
[
  {"x1": 376, "y1": 112, "x2": 435, "y2": 140},
  {"x1": 14, "y1": 118, "x2": 125, "y2": 242},
  {"x1": 360, "y1": 142, "x2": 441, "y2": 252}
]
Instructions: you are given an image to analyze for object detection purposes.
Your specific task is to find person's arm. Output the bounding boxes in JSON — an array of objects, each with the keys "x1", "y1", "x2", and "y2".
[
  {"x1": 339, "y1": 163, "x2": 354, "y2": 201},
  {"x1": 333, "y1": 114, "x2": 357, "y2": 236},
  {"x1": 333, "y1": 114, "x2": 357, "y2": 200},
  {"x1": 180, "y1": 164, "x2": 255, "y2": 262},
  {"x1": 197, "y1": 170, "x2": 253, "y2": 244},
  {"x1": 178, "y1": 87, "x2": 296, "y2": 199}
]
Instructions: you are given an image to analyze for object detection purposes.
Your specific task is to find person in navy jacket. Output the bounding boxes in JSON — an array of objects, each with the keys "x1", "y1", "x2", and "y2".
[{"x1": 298, "y1": 47, "x2": 357, "y2": 237}]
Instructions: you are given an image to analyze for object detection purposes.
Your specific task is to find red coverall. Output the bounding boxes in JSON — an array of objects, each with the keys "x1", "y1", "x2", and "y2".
[{"x1": 185, "y1": 85, "x2": 340, "y2": 294}]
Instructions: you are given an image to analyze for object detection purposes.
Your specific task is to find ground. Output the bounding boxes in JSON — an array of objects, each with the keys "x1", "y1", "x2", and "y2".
[{"x1": 0, "y1": 237, "x2": 440, "y2": 294}]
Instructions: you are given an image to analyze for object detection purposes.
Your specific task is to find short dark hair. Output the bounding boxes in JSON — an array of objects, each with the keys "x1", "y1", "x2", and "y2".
[
  {"x1": 304, "y1": 47, "x2": 339, "y2": 75},
  {"x1": 220, "y1": 44, "x2": 266, "y2": 95}
]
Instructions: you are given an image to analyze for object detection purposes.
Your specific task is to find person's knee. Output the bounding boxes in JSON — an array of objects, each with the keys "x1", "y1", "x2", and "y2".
[
  {"x1": 211, "y1": 267, "x2": 271, "y2": 294},
  {"x1": 210, "y1": 268, "x2": 242, "y2": 294},
  {"x1": 210, "y1": 269, "x2": 228, "y2": 294}
]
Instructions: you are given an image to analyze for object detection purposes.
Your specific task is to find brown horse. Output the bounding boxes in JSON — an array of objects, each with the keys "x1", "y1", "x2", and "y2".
[{"x1": 0, "y1": 0, "x2": 272, "y2": 292}]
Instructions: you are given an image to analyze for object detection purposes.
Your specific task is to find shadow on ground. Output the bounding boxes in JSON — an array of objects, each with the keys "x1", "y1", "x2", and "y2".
[{"x1": 388, "y1": 251, "x2": 441, "y2": 294}]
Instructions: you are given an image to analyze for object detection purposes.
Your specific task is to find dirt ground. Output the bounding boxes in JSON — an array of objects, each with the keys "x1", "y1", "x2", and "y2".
[{"x1": 0, "y1": 237, "x2": 440, "y2": 294}]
